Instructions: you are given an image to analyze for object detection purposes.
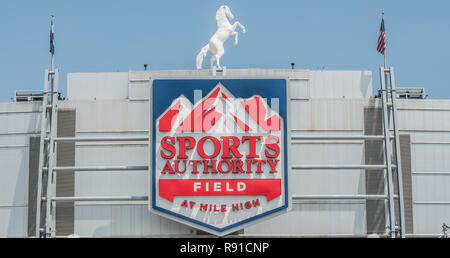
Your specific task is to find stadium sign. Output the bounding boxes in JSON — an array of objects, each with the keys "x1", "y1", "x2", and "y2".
[{"x1": 149, "y1": 78, "x2": 290, "y2": 236}]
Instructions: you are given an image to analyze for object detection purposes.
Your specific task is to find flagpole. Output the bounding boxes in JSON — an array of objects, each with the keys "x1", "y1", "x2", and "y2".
[{"x1": 50, "y1": 14, "x2": 55, "y2": 105}]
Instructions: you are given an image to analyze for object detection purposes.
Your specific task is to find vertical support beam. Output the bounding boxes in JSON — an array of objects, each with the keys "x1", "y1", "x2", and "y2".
[
  {"x1": 45, "y1": 69, "x2": 59, "y2": 237},
  {"x1": 35, "y1": 69, "x2": 50, "y2": 237},
  {"x1": 379, "y1": 67, "x2": 396, "y2": 238},
  {"x1": 388, "y1": 67, "x2": 406, "y2": 238}
]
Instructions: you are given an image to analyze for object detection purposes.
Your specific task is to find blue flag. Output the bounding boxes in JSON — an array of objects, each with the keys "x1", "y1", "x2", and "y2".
[{"x1": 50, "y1": 19, "x2": 55, "y2": 55}]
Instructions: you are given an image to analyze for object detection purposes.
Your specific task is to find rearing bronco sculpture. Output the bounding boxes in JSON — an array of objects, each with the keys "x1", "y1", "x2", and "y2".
[{"x1": 196, "y1": 5, "x2": 246, "y2": 70}]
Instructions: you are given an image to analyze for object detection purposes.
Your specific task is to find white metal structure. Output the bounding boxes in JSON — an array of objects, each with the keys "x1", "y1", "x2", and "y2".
[
  {"x1": 35, "y1": 69, "x2": 150, "y2": 237},
  {"x1": 30, "y1": 67, "x2": 411, "y2": 238},
  {"x1": 290, "y1": 66, "x2": 407, "y2": 239},
  {"x1": 35, "y1": 69, "x2": 58, "y2": 237},
  {"x1": 379, "y1": 66, "x2": 406, "y2": 238}
]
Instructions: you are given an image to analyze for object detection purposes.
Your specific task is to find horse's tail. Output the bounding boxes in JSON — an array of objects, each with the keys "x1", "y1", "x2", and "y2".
[{"x1": 196, "y1": 44, "x2": 210, "y2": 70}]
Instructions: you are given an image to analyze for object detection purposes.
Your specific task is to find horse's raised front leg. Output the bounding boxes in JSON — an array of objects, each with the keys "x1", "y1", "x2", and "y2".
[{"x1": 232, "y1": 21, "x2": 246, "y2": 34}]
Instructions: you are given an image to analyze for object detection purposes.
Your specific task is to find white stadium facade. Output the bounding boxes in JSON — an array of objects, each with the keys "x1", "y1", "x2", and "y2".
[{"x1": 1, "y1": 68, "x2": 449, "y2": 238}]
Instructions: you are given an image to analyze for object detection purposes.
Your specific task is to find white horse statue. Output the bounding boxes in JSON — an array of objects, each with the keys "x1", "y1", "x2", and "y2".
[{"x1": 196, "y1": 5, "x2": 246, "y2": 70}]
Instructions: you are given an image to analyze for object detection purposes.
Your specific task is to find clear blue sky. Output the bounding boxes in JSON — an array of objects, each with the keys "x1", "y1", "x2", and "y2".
[{"x1": 0, "y1": 0, "x2": 449, "y2": 102}]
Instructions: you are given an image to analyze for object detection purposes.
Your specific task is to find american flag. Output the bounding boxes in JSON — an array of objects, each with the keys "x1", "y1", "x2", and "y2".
[
  {"x1": 50, "y1": 18, "x2": 55, "y2": 55},
  {"x1": 377, "y1": 17, "x2": 386, "y2": 54}
]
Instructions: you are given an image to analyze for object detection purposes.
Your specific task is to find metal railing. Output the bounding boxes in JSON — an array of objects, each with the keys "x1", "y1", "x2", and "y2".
[
  {"x1": 14, "y1": 90, "x2": 44, "y2": 102},
  {"x1": 396, "y1": 87, "x2": 427, "y2": 99},
  {"x1": 39, "y1": 132, "x2": 150, "y2": 237}
]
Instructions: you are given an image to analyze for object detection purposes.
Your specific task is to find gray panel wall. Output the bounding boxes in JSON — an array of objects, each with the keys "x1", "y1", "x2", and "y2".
[
  {"x1": 363, "y1": 107, "x2": 415, "y2": 235},
  {"x1": 364, "y1": 107, "x2": 386, "y2": 234},
  {"x1": 27, "y1": 136, "x2": 41, "y2": 236},
  {"x1": 398, "y1": 135, "x2": 414, "y2": 234},
  {"x1": 69, "y1": 69, "x2": 372, "y2": 101},
  {"x1": 0, "y1": 102, "x2": 41, "y2": 237},
  {"x1": 401, "y1": 102, "x2": 450, "y2": 235},
  {"x1": 55, "y1": 109, "x2": 76, "y2": 236}
]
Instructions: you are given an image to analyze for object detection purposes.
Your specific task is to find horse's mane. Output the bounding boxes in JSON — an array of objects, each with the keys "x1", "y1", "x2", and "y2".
[{"x1": 216, "y1": 6, "x2": 228, "y2": 26}]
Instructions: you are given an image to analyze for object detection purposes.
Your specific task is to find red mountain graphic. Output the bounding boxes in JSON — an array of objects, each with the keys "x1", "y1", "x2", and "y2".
[{"x1": 158, "y1": 83, "x2": 281, "y2": 132}]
